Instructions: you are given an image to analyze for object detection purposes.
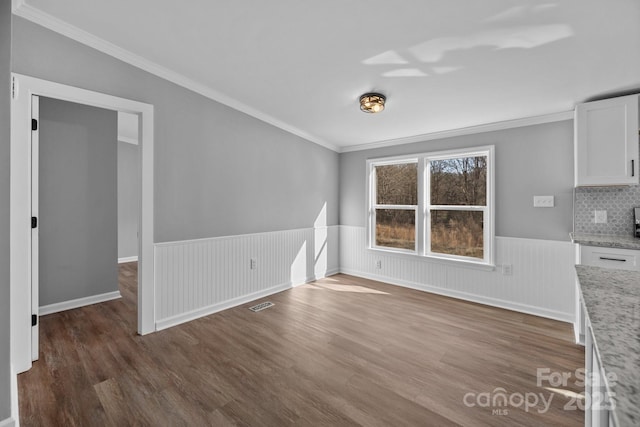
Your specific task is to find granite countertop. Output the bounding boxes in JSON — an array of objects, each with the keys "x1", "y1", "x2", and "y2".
[
  {"x1": 570, "y1": 232, "x2": 640, "y2": 250},
  {"x1": 575, "y1": 265, "x2": 640, "y2": 427}
]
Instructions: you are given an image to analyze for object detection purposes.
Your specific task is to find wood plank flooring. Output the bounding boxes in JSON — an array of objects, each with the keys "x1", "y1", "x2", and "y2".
[{"x1": 19, "y1": 263, "x2": 584, "y2": 426}]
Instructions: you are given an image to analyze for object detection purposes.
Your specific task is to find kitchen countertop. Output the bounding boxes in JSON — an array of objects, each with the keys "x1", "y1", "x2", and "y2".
[
  {"x1": 575, "y1": 265, "x2": 640, "y2": 427},
  {"x1": 570, "y1": 232, "x2": 640, "y2": 250}
]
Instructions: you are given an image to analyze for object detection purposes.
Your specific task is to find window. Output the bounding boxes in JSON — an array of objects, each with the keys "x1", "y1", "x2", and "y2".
[
  {"x1": 367, "y1": 146, "x2": 494, "y2": 265},
  {"x1": 371, "y1": 161, "x2": 418, "y2": 251}
]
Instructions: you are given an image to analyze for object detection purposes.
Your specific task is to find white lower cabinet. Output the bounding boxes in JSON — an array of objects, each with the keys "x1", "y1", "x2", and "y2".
[
  {"x1": 580, "y1": 246, "x2": 639, "y2": 271},
  {"x1": 575, "y1": 245, "x2": 640, "y2": 343}
]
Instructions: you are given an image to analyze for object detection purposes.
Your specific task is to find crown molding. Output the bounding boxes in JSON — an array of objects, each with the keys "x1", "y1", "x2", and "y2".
[
  {"x1": 338, "y1": 110, "x2": 574, "y2": 153},
  {"x1": 11, "y1": 0, "x2": 25, "y2": 13},
  {"x1": 12, "y1": 2, "x2": 339, "y2": 152},
  {"x1": 14, "y1": 2, "x2": 575, "y2": 155}
]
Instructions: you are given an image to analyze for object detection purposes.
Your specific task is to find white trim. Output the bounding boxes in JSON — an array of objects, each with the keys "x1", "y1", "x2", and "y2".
[
  {"x1": 340, "y1": 227, "x2": 576, "y2": 323},
  {"x1": 340, "y1": 111, "x2": 574, "y2": 153},
  {"x1": 156, "y1": 283, "x2": 292, "y2": 331},
  {"x1": 498, "y1": 235, "x2": 575, "y2": 245},
  {"x1": 12, "y1": 1, "x2": 574, "y2": 155},
  {"x1": 11, "y1": 2, "x2": 338, "y2": 153},
  {"x1": 118, "y1": 256, "x2": 139, "y2": 264},
  {"x1": 155, "y1": 269, "x2": 340, "y2": 331},
  {"x1": 39, "y1": 291, "x2": 122, "y2": 316},
  {"x1": 365, "y1": 246, "x2": 497, "y2": 271},
  {"x1": 425, "y1": 146, "x2": 495, "y2": 266},
  {"x1": 154, "y1": 226, "x2": 339, "y2": 326},
  {"x1": 117, "y1": 136, "x2": 138, "y2": 146},
  {"x1": 30, "y1": 95, "x2": 39, "y2": 362},
  {"x1": 0, "y1": 418, "x2": 16, "y2": 427},
  {"x1": 366, "y1": 159, "x2": 420, "y2": 254},
  {"x1": 10, "y1": 73, "x2": 155, "y2": 375},
  {"x1": 366, "y1": 145, "x2": 495, "y2": 266},
  {"x1": 339, "y1": 268, "x2": 573, "y2": 323},
  {"x1": 6, "y1": 363, "x2": 18, "y2": 427},
  {"x1": 11, "y1": 0, "x2": 25, "y2": 13},
  {"x1": 154, "y1": 225, "x2": 332, "y2": 247}
]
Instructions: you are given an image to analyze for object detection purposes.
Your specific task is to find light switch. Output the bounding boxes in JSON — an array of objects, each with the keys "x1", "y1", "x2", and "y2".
[{"x1": 533, "y1": 196, "x2": 554, "y2": 208}]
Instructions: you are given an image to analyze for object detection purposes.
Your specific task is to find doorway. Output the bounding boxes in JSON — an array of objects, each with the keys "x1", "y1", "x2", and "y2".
[
  {"x1": 10, "y1": 74, "x2": 155, "y2": 374},
  {"x1": 31, "y1": 96, "x2": 122, "y2": 359},
  {"x1": 117, "y1": 112, "x2": 140, "y2": 265}
]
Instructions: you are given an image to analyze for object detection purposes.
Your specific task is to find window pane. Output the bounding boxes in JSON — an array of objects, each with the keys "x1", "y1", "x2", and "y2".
[
  {"x1": 375, "y1": 209, "x2": 415, "y2": 250},
  {"x1": 376, "y1": 163, "x2": 417, "y2": 205},
  {"x1": 430, "y1": 156, "x2": 486, "y2": 206},
  {"x1": 430, "y1": 210, "x2": 483, "y2": 259}
]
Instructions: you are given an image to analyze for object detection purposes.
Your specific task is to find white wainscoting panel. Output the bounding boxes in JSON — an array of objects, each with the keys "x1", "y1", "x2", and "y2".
[
  {"x1": 339, "y1": 225, "x2": 576, "y2": 322},
  {"x1": 155, "y1": 226, "x2": 339, "y2": 329}
]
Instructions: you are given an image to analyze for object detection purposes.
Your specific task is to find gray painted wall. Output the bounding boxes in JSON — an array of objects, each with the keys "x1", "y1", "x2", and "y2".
[
  {"x1": 0, "y1": 0, "x2": 11, "y2": 421},
  {"x1": 340, "y1": 120, "x2": 575, "y2": 241},
  {"x1": 39, "y1": 97, "x2": 118, "y2": 306},
  {"x1": 118, "y1": 141, "x2": 139, "y2": 259},
  {"x1": 2, "y1": 10, "x2": 579, "y2": 425},
  {"x1": 11, "y1": 17, "x2": 340, "y2": 243}
]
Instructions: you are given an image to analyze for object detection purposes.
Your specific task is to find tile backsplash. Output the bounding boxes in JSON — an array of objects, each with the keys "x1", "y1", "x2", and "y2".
[{"x1": 574, "y1": 186, "x2": 640, "y2": 235}]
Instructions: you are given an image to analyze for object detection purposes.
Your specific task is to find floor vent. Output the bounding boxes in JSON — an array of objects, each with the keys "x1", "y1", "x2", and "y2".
[{"x1": 249, "y1": 301, "x2": 274, "y2": 312}]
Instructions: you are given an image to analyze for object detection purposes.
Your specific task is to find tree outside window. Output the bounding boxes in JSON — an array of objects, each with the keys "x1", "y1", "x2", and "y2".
[{"x1": 368, "y1": 147, "x2": 494, "y2": 265}]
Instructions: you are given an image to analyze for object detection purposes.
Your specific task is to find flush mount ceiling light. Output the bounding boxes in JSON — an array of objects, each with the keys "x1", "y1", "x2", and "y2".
[{"x1": 359, "y1": 93, "x2": 386, "y2": 113}]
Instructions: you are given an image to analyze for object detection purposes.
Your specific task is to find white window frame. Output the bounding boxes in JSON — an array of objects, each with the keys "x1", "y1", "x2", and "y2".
[
  {"x1": 368, "y1": 157, "x2": 420, "y2": 254},
  {"x1": 366, "y1": 146, "x2": 495, "y2": 267}
]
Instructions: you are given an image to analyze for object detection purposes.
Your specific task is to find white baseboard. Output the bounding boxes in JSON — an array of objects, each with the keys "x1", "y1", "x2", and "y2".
[
  {"x1": 154, "y1": 226, "x2": 339, "y2": 326},
  {"x1": 39, "y1": 291, "x2": 122, "y2": 316},
  {"x1": 339, "y1": 227, "x2": 575, "y2": 324},
  {"x1": 340, "y1": 268, "x2": 574, "y2": 323},
  {"x1": 0, "y1": 417, "x2": 16, "y2": 427},
  {"x1": 292, "y1": 268, "x2": 341, "y2": 288},
  {"x1": 155, "y1": 268, "x2": 340, "y2": 331},
  {"x1": 8, "y1": 363, "x2": 18, "y2": 427},
  {"x1": 155, "y1": 282, "x2": 292, "y2": 331},
  {"x1": 118, "y1": 256, "x2": 138, "y2": 264}
]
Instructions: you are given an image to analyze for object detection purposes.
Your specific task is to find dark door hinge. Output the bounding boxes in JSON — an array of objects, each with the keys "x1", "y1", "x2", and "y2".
[
  {"x1": 31, "y1": 216, "x2": 37, "y2": 229},
  {"x1": 31, "y1": 119, "x2": 38, "y2": 131},
  {"x1": 31, "y1": 314, "x2": 37, "y2": 326}
]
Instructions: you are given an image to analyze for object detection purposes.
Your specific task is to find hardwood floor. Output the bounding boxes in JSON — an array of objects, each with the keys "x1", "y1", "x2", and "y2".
[{"x1": 19, "y1": 263, "x2": 584, "y2": 426}]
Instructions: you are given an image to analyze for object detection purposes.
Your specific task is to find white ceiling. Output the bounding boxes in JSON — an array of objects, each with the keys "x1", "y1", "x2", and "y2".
[{"x1": 15, "y1": 0, "x2": 640, "y2": 152}]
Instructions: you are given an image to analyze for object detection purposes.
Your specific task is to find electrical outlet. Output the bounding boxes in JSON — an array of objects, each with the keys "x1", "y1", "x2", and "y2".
[
  {"x1": 594, "y1": 210, "x2": 607, "y2": 224},
  {"x1": 250, "y1": 258, "x2": 257, "y2": 270},
  {"x1": 375, "y1": 260, "x2": 382, "y2": 269},
  {"x1": 533, "y1": 196, "x2": 554, "y2": 208},
  {"x1": 502, "y1": 264, "x2": 513, "y2": 275}
]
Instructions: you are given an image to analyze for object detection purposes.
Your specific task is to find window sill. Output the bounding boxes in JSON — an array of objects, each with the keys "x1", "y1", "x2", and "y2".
[{"x1": 367, "y1": 247, "x2": 496, "y2": 272}]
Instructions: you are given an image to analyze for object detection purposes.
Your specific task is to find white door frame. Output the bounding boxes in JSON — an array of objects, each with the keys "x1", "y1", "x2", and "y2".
[
  {"x1": 10, "y1": 73, "x2": 156, "y2": 374},
  {"x1": 30, "y1": 95, "x2": 39, "y2": 361}
]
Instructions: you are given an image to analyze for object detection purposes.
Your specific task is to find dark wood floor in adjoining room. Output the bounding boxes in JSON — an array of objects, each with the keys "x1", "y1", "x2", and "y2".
[{"x1": 19, "y1": 262, "x2": 584, "y2": 426}]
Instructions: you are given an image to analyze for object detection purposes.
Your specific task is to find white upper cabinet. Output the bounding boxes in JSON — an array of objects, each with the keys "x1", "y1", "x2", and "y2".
[{"x1": 575, "y1": 94, "x2": 639, "y2": 186}]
